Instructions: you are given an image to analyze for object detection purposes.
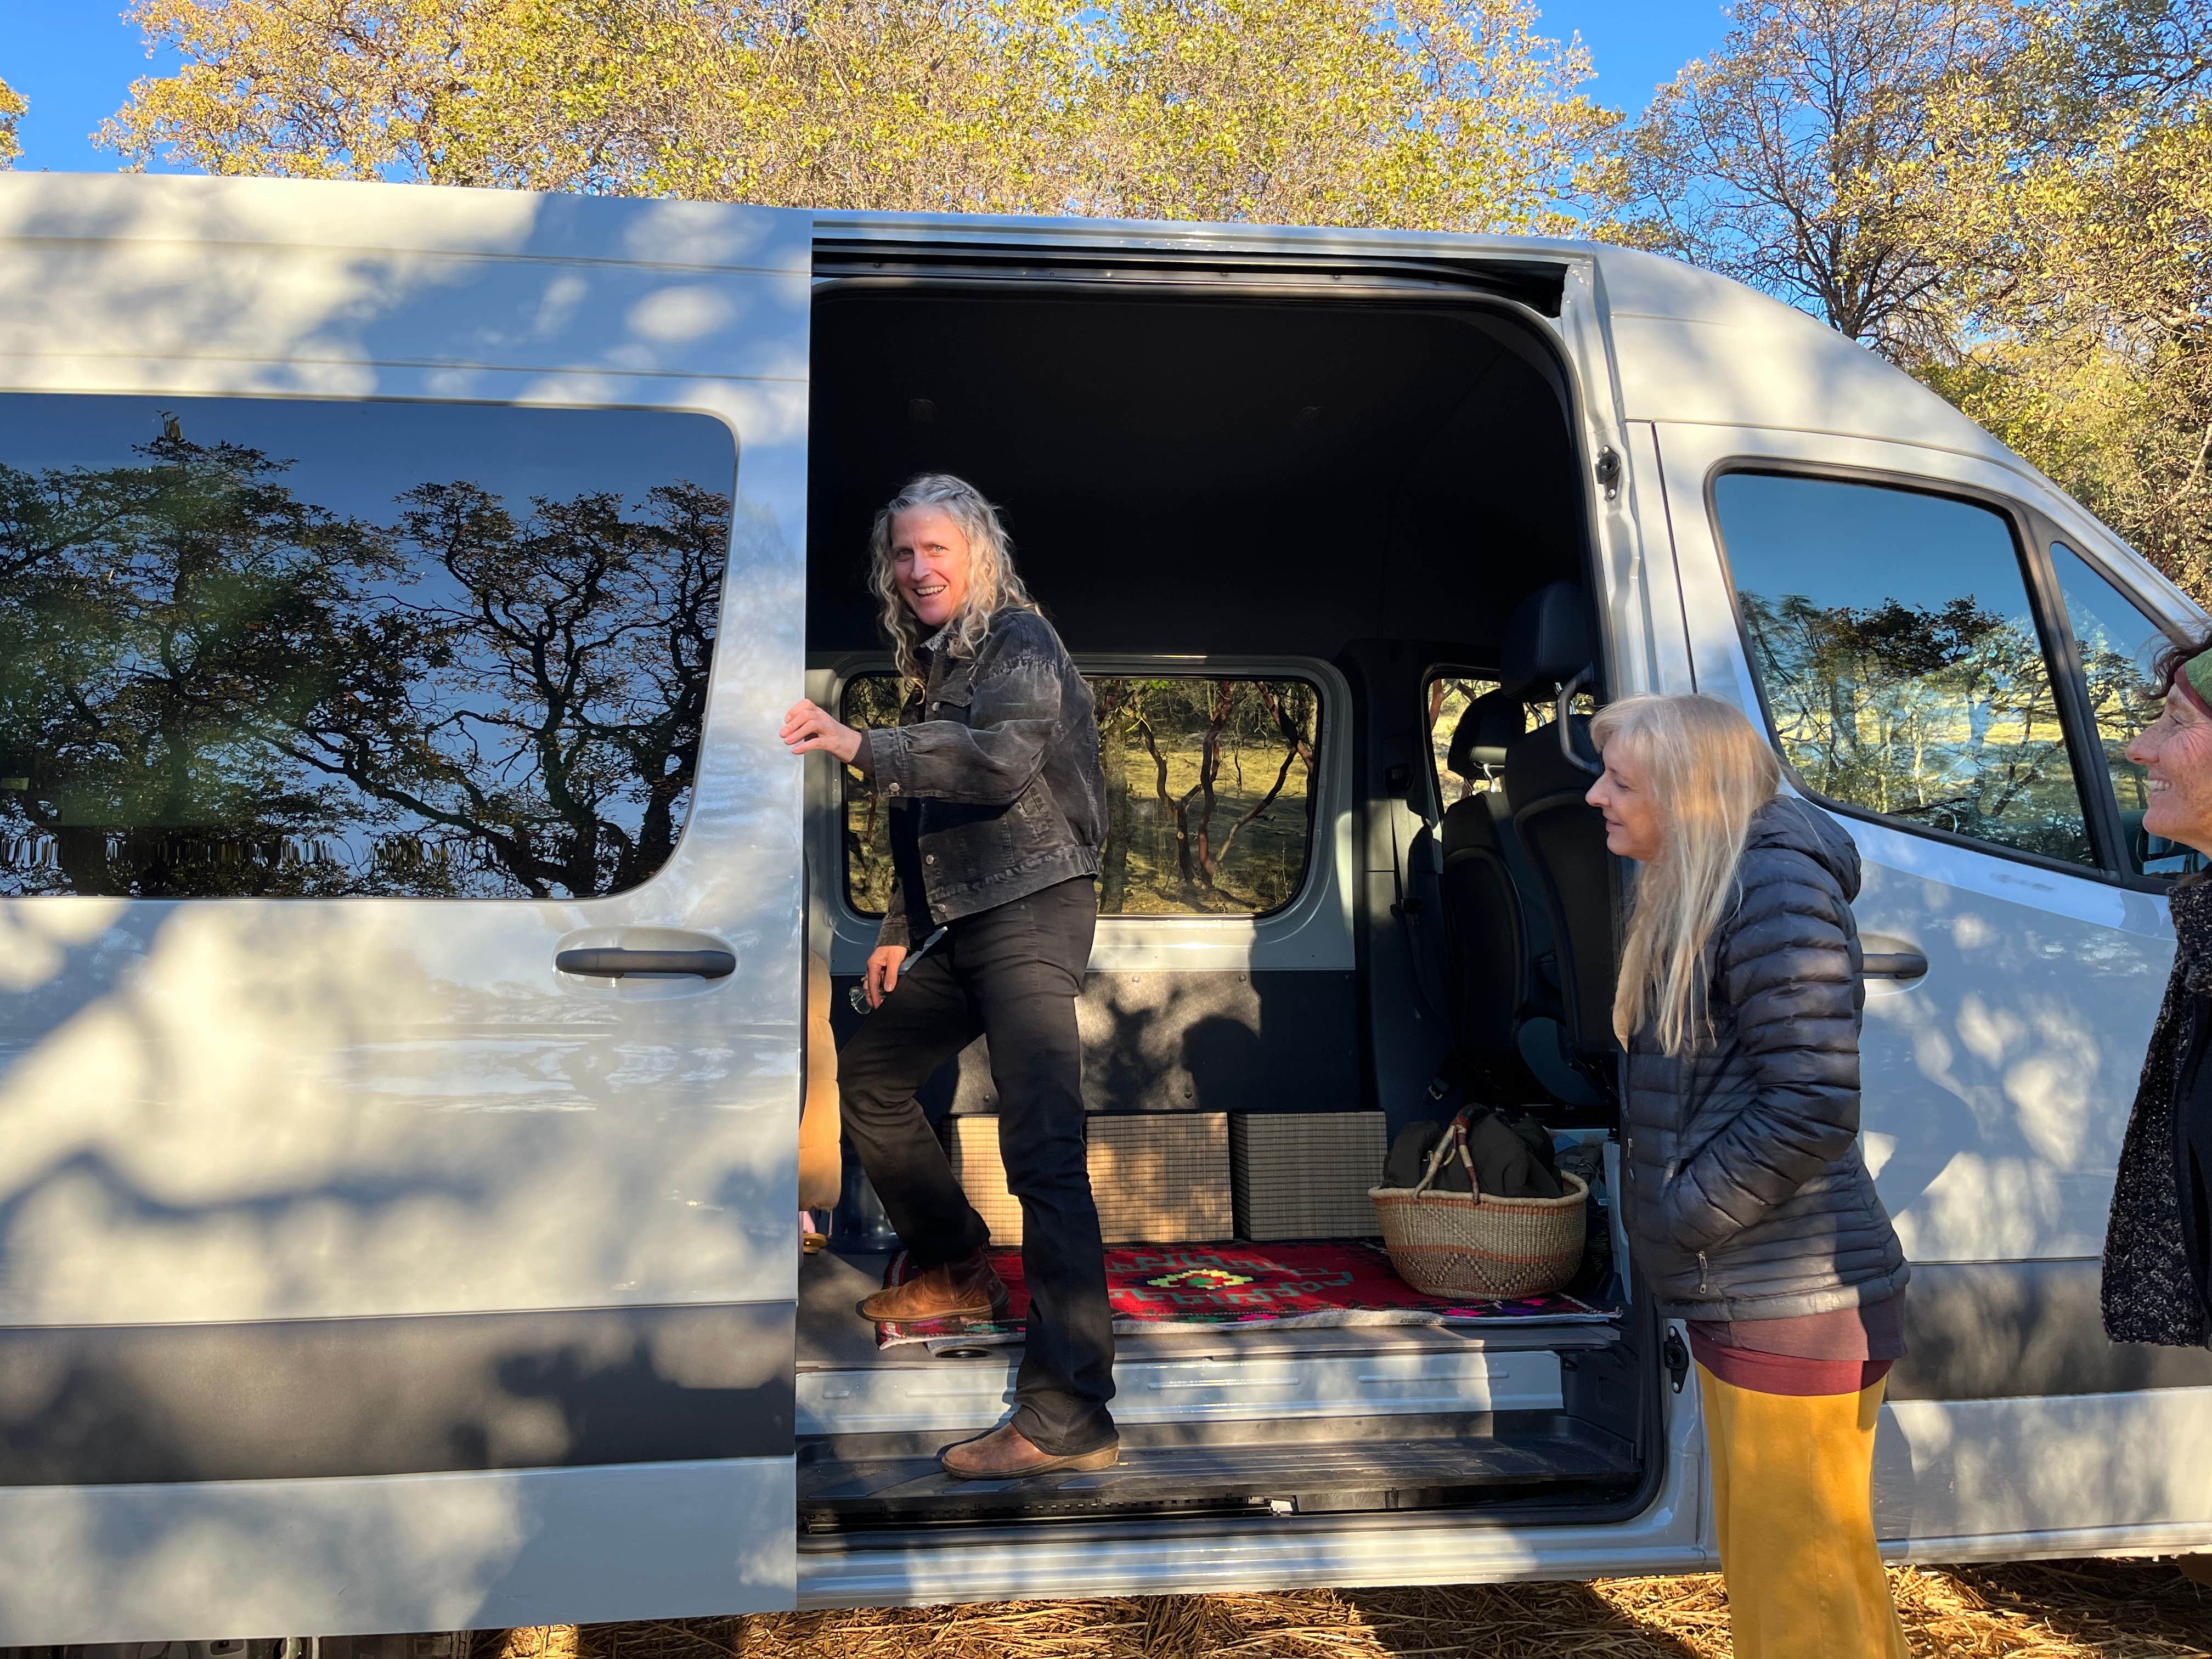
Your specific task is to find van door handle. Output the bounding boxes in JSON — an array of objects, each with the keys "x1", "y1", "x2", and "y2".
[
  {"x1": 556, "y1": 948, "x2": 736, "y2": 979},
  {"x1": 1863, "y1": 951, "x2": 1927, "y2": 980}
]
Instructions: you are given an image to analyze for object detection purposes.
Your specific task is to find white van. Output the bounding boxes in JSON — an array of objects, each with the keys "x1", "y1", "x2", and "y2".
[{"x1": 0, "y1": 172, "x2": 2207, "y2": 1645}]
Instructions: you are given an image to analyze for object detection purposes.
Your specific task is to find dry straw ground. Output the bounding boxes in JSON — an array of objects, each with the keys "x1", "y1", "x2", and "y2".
[{"x1": 481, "y1": 1558, "x2": 2209, "y2": 1659}]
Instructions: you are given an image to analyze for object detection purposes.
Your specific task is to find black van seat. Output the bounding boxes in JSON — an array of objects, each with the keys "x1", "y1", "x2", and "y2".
[
  {"x1": 1500, "y1": 583, "x2": 1616, "y2": 1074},
  {"x1": 1438, "y1": 691, "x2": 1539, "y2": 1096}
]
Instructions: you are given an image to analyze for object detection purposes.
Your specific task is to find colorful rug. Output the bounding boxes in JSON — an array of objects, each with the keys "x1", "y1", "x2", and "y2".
[{"x1": 874, "y1": 1239, "x2": 1616, "y2": 1350}]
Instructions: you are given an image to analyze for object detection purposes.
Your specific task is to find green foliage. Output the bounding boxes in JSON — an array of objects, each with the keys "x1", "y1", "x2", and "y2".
[
  {"x1": 842, "y1": 673, "x2": 1320, "y2": 917},
  {"x1": 100, "y1": 0, "x2": 1614, "y2": 233}
]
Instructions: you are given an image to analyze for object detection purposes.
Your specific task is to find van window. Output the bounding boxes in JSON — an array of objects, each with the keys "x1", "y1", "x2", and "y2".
[
  {"x1": 842, "y1": 673, "x2": 1322, "y2": 916},
  {"x1": 1716, "y1": 472, "x2": 2093, "y2": 866},
  {"x1": 2049, "y1": 542, "x2": 2199, "y2": 878},
  {"x1": 1426, "y1": 674, "x2": 1503, "y2": 804},
  {"x1": 0, "y1": 393, "x2": 737, "y2": 898}
]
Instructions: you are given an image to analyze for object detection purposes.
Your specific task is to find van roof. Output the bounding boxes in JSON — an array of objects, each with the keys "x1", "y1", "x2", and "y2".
[{"x1": 0, "y1": 170, "x2": 2057, "y2": 489}]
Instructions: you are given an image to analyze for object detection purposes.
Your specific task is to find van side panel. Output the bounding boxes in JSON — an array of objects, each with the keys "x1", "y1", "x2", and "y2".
[
  {"x1": 0, "y1": 174, "x2": 811, "y2": 1635},
  {"x1": 0, "y1": 1460, "x2": 794, "y2": 1642}
]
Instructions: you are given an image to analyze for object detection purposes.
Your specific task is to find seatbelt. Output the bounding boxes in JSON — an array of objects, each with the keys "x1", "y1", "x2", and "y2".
[{"x1": 1389, "y1": 796, "x2": 1452, "y2": 1026}]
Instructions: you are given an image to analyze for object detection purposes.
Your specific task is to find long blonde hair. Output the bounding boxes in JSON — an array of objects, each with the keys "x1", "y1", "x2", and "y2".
[
  {"x1": 1592, "y1": 693, "x2": 1781, "y2": 1056},
  {"x1": 867, "y1": 473, "x2": 1037, "y2": 686}
]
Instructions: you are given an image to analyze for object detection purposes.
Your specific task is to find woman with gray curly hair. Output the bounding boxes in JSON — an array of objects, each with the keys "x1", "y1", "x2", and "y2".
[{"x1": 781, "y1": 473, "x2": 1116, "y2": 1480}]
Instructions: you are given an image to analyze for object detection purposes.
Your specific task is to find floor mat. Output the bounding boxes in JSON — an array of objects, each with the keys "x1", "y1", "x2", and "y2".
[{"x1": 874, "y1": 1240, "x2": 1617, "y2": 1350}]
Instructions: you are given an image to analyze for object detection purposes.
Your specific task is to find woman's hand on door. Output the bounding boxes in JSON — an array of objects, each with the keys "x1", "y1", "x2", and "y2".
[{"x1": 782, "y1": 698, "x2": 864, "y2": 764}]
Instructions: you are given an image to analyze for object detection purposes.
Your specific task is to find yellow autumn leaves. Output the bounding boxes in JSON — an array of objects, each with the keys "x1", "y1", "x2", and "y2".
[
  {"x1": 91, "y1": 0, "x2": 1617, "y2": 235},
  {"x1": 13, "y1": 0, "x2": 2212, "y2": 602},
  {"x1": 0, "y1": 76, "x2": 23, "y2": 170}
]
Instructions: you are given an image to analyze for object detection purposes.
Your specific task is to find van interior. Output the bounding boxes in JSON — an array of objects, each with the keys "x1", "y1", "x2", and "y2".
[{"x1": 795, "y1": 268, "x2": 1659, "y2": 1537}]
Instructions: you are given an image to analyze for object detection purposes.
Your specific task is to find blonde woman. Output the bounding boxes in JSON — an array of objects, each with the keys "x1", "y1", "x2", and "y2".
[
  {"x1": 1587, "y1": 693, "x2": 1911, "y2": 1659},
  {"x1": 780, "y1": 473, "x2": 1115, "y2": 1481}
]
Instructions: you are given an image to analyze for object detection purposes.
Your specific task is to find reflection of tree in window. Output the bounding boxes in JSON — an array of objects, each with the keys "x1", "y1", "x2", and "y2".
[
  {"x1": 1741, "y1": 587, "x2": 2090, "y2": 865},
  {"x1": 0, "y1": 430, "x2": 733, "y2": 898},
  {"x1": 841, "y1": 673, "x2": 1321, "y2": 917},
  {"x1": 2051, "y1": 540, "x2": 2193, "y2": 876}
]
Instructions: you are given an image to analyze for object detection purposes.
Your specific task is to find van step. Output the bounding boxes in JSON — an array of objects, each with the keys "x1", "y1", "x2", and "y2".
[
  {"x1": 797, "y1": 1344, "x2": 1567, "y2": 1435},
  {"x1": 798, "y1": 1412, "x2": 1635, "y2": 1528}
]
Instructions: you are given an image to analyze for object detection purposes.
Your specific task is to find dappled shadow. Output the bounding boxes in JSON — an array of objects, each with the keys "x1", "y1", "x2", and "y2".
[
  {"x1": 1933, "y1": 1557, "x2": 2212, "y2": 1655},
  {"x1": 484, "y1": 1562, "x2": 2212, "y2": 1658},
  {"x1": 1336, "y1": 1581, "x2": 1707, "y2": 1657},
  {"x1": 506, "y1": 1582, "x2": 1711, "y2": 1659}
]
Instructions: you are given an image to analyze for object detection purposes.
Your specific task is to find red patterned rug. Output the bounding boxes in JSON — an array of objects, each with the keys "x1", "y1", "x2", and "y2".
[{"x1": 874, "y1": 1239, "x2": 1615, "y2": 1350}]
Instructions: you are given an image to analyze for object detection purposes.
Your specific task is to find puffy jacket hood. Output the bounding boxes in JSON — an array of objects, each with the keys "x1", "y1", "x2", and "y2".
[{"x1": 1745, "y1": 794, "x2": 1861, "y2": 906}]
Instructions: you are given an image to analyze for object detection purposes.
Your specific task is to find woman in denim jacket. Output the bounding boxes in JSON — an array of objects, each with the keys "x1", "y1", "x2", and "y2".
[{"x1": 782, "y1": 473, "x2": 1115, "y2": 1479}]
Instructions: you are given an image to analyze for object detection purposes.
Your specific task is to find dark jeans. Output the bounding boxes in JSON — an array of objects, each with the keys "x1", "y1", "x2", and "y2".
[{"x1": 838, "y1": 876, "x2": 1115, "y2": 1454}]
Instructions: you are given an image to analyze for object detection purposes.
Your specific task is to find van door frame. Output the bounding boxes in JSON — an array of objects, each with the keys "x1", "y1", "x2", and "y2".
[
  {"x1": 792, "y1": 228, "x2": 1708, "y2": 1605},
  {"x1": 0, "y1": 173, "x2": 814, "y2": 1642}
]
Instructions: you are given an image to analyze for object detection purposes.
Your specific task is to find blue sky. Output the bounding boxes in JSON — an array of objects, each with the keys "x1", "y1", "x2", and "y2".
[{"x1": 0, "y1": 1, "x2": 1735, "y2": 174}]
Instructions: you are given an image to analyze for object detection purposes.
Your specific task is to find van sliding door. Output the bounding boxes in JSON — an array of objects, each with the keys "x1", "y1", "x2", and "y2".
[
  {"x1": 0, "y1": 175, "x2": 810, "y2": 1639},
  {"x1": 1656, "y1": 421, "x2": 2212, "y2": 1559}
]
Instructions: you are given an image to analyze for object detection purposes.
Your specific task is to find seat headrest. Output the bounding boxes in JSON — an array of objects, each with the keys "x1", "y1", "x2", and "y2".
[
  {"x1": 1502, "y1": 582, "x2": 1594, "y2": 692},
  {"x1": 1447, "y1": 690, "x2": 1526, "y2": 778},
  {"x1": 1503, "y1": 712, "x2": 1599, "y2": 815}
]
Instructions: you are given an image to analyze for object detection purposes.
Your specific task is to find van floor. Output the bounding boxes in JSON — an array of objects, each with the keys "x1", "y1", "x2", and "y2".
[
  {"x1": 797, "y1": 1249, "x2": 1639, "y2": 1531},
  {"x1": 798, "y1": 1248, "x2": 1618, "y2": 1370}
]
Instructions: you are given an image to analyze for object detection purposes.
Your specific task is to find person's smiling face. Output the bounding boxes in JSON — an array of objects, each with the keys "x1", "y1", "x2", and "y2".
[
  {"x1": 891, "y1": 505, "x2": 973, "y2": 629},
  {"x1": 1585, "y1": 736, "x2": 1667, "y2": 862},
  {"x1": 2129, "y1": 681, "x2": 2212, "y2": 855}
]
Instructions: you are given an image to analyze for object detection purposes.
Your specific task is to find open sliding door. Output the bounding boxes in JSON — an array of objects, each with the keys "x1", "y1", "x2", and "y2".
[{"x1": 0, "y1": 174, "x2": 811, "y2": 1639}]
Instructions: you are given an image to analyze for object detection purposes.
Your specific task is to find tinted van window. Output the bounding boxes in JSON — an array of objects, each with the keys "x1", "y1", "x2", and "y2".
[
  {"x1": 2049, "y1": 541, "x2": 2198, "y2": 878},
  {"x1": 0, "y1": 394, "x2": 736, "y2": 898},
  {"x1": 843, "y1": 673, "x2": 1321, "y2": 916},
  {"x1": 1717, "y1": 472, "x2": 2092, "y2": 865}
]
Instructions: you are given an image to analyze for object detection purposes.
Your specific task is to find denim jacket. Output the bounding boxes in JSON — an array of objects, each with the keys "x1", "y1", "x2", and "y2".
[{"x1": 863, "y1": 607, "x2": 1105, "y2": 948}]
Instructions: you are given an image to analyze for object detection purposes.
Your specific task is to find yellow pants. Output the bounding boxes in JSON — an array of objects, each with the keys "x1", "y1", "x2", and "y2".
[
  {"x1": 798, "y1": 950, "x2": 843, "y2": 1211},
  {"x1": 1699, "y1": 1364, "x2": 1911, "y2": 1659}
]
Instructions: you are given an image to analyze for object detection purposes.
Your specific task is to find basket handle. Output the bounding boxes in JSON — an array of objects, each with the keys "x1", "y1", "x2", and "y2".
[{"x1": 1411, "y1": 1110, "x2": 1483, "y2": 1201}]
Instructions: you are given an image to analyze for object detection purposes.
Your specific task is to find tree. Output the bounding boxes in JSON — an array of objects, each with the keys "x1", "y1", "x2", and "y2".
[
  {"x1": 0, "y1": 431, "x2": 406, "y2": 896},
  {"x1": 1740, "y1": 588, "x2": 2085, "y2": 858},
  {"x1": 1912, "y1": 2, "x2": 2212, "y2": 595},
  {"x1": 99, "y1": 0, "x2": 1613, "y2": 233},
  {"x1": 1608, "y1": 0, "x2": 2015, "y2": 359},
  {"x1": 1611, "y1": 0, "x2": 2212, "y2": 602},
  {"x1": 1077, "y1": 0, "x2": 1614, "y2": 233},
  {"x1": 0, "y1": 427, "x2": 733, "y2": 899},
  {"x1": 0, "y1": 75, "x2": 24, "y2": 168}
]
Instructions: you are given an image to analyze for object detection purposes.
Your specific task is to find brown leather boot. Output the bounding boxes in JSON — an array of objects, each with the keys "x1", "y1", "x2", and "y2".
[
  {"x1": 856, "y1": 1249, "x2": 1009, "y2": 1324},
  {"x1": 939, "y1": 1422, "x2": 1120, "y2": 1481}
]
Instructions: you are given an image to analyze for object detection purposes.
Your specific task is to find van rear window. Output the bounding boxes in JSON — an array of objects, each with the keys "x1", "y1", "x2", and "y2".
[
  {"x1": 841, "y1": 673, "x2": 1322, "y2": 917},
  {"x1": 0, "y1": 392, "x2": 737, "y2": 898}
]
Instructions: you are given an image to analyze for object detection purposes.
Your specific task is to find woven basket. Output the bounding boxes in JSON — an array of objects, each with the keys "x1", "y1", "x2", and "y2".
[{"x1": 1368, "y1": 1116, "x2": 1588, "y2": 1300}]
